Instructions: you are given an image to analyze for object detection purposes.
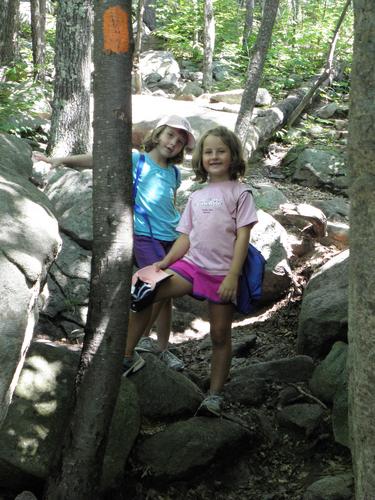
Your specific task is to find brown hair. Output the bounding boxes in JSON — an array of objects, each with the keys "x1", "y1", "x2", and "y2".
[
  {"x1": 142, "y1": 125, "x2": 188, "y2": 165},
  {"x1": 192, "y1": 126, "x2": 246, "y2": 183}
]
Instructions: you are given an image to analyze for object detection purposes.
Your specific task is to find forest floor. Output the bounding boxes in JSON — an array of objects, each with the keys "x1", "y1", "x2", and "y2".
[{"x1": 126, "y1": 141, "x2": 353, "y2": 500}]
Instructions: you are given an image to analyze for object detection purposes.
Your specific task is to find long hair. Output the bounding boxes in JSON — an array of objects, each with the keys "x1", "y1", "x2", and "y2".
[
  {"x1": 142, "y1": 125, "x2": 187, "y2": 165},
  {"x1": 192, "y1": 126, "x2": 246, "y2": 183}
]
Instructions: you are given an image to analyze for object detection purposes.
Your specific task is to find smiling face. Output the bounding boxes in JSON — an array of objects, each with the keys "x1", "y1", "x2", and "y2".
[
  {"x1": 202, "y1": 134, "x2": 232, "y2": 182},
  {"x1": 152, "y1": 126, "x2": 187, "y2": 165}
]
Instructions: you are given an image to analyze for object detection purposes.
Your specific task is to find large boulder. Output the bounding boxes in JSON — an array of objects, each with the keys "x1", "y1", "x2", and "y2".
[
  {"x1": 0, "y1": 134, "x2": 61, "y2": 425},
  {"x1": 0, "y1": 340, "x2": 141, "y2": 491},
  {"x1": 297, "y1": 250, "x2": 348, "y2": 358}
]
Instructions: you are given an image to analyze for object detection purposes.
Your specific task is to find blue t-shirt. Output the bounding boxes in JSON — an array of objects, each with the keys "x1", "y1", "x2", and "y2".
[{"x1": 132, "y1": 151, "x2": 181, "y2": 241}]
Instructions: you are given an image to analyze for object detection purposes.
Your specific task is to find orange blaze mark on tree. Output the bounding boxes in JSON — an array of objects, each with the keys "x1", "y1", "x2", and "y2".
[{"x1": 103, "y1": 6, "x2": 129, "y2": 53}]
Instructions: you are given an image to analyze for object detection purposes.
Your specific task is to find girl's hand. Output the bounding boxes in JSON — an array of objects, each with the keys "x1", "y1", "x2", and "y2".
[
  {"x1": 153, "y1": 259, "x2": 169, "y2": 271},
  {"x1": 32, "y1": 151, "x2": 51, "y2": 164},
  {"x1": 218, "y1": 273, "x2": 239, "y2": 302}
]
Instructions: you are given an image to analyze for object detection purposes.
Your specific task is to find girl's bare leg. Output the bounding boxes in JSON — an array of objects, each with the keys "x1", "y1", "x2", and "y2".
[
  {"x1": 155, "y1": 299, "x2": 172, "y2": 351},
  {"x1": 141, "y1": 299, "x2": 172, "y2": 351},
  {"x1": 125, "y1": 272, "x2": 192, "y2": 357},
  {"x1": 207, "y1": 302, "x2": 234, "y2": 394}
]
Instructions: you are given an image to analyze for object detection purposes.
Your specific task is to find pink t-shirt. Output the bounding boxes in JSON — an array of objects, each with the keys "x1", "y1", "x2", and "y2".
[{"x1": 177, "y1": 180, "x2": 258, "y2": 275}]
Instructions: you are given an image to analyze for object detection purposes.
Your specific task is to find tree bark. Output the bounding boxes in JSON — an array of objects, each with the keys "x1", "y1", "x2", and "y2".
[
  {"x1": 202, "y1": 0, "x2": 215, "y2": 91},
  {"x1": 47, "y1": 0, "x2": 93, "y2": 157},
  {"x1": 133, "y1": 0, "x2": 145, "y2": 94},
  {"x1": 0, "y1": 0, "x2": 19, "y2": 65},
  {"x1": 235, "y1": 0, "x2": 280, "y2": 145},
  {"x1": 242, "y1": 0, "x2": 254, "y2": 53},
  {"x1": 30, "y1": 0, "x2": 46, "y2": 81},
  {"x1": 347, "y1": 1, "x2": 375, "y2": 498},
  {"x1": 43, "y1": 1, "x2": 133, "y2": 498}
]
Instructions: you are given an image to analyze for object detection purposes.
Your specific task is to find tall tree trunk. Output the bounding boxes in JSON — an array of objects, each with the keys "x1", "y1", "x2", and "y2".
[
  {"x1": 44, "y1": 1, "x2": 133, "y2": 498},
  {"x1": 133, "y1": 0, "x2": 145, "y2": 94},
  {"x1": 30, "y1": 0, "x2": 46, "y2": 82},
  {"x1": 192, "y1": 0, "x2": 199, "y2": 48},
  {"x1": 0, "y1": 0, "x2": 19, "y2": 65},
  {"x1": 348, "y1": 1, "x2": 375, "y2": 498},
  {"x1": 242, "y1": 0, "x2": 254, "y2": 53},
  {"x1": 143, "y1": 0, "x2": 156, "y2": 30},
  {"x1": 47, "y1": 0, "x2": 93, "y2": 157},
  {"x1": 235, "y1": 0, "x2": 279, "y2": 145},
  {"x1": 202, "y1": 0, "x2": 215, "y2": 91}
]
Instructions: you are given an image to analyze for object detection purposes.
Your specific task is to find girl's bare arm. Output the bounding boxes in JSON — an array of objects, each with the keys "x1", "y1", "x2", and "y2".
[
  {"x1": 154, "y1": 234, "x2": 190, "y2": 269},
  {"x1": 218, "y1": 224, "x2": 252, "y2": 302},
  {"x1": 32, "y1": 151, "x2": 93, "y2": 169}
]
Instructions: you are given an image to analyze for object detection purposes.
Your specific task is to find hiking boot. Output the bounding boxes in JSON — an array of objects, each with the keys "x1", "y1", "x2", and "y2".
[
  {"x1": 135, "y1": 336, "x2": 158, "y2": 353},
  {"x1": 195, "y1": 394, "x2": 224, "y2": 417},
  {"x1": 122, "y1": 352, "x2": 145, "y2": 377},
  {"x1": 159, "y1": 349, "x2": 185, "y2": 371}
]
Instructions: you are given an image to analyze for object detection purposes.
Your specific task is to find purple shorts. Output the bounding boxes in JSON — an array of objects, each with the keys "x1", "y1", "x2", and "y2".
[
  {"x1": 169, "y1": 259, "x2": 228, "y2": 304},
  {"x1": 133, "y1": 235, "x2": 175, "y2": 268}
]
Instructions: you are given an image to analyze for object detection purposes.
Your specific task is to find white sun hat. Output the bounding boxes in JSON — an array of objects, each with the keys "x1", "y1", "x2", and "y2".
[{"x1": 155, "y1": 115, "x2": 196, "y2": 149}]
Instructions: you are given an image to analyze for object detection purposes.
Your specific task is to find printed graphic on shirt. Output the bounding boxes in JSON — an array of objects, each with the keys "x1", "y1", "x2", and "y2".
[{"x1": 198, "y1": 198, "x2": 223, "y2": 213}]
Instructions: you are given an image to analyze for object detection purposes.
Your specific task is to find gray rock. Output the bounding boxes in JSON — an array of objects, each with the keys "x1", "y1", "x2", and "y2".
[
  {"x1": 297, "y1": 251, "x2": 348, "y2": 357},
  {"x1": 303, "y1": 472, "x2": 353, "y2": 500},
  {"x1": 127, "y1": 353, "x2": 203, "y2": 419},
  {"x1": 0, "y1": 340, "x2": 140, "y2": 490},
  {"x1": 315, "y1": 102, "x2": 339, "y2": 119},
  {"x1": 135, "y1": 417, "x2": 252, "y2": 478},
  {"x1": 224, "y1": 377, "x2": 268, "y2": 405},
  {"x1": 332, "y1": 378, "x2": 349, "y2": 448},
  {"x1": 309, "y1": 341, "x2": 348, "y2": 403},
  {"x1": 0, "y1": 135, "x2": 61, "y2": 425},
  {"x1": 251, "y1": 182, "x2": 289, "y2": 212},
  {"x1": 232, "y1": 355, "x2": 314, "y2": 383},
  {"x1": 283, "y1": 147, "x2": 349, "y2": 194},
  {"x1": 278, "y1": 403, "x2": 324, "y2": 435}
]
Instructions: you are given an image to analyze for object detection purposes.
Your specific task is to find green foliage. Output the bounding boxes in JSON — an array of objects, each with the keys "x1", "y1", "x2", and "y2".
[
  {"x1": 151, "y1": 0, "x2": 353, "y2": 97},
  {"x1": 0, "y1": 12, "x2": 55, "y2": 138}
]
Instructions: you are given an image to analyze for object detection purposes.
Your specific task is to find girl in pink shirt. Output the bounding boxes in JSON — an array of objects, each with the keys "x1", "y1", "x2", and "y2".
[{"x1": 124, "y1": 126, "x2": 258, "y2": 417}]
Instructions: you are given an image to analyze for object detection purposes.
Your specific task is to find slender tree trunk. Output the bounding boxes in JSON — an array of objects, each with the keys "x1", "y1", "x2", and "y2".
[
  {"x1": 192, "y1": 0, "x2": 199, "y2": 48},
  {"x1": 348, "y1": 1, "x2": 375, "y2": 498},
  {"x1": 30, "y1": 0, "x2": 46, "y2": 81},
  {"x1": 43, "y1": 1, "x2": 133, "y2": 498},
  {"x1": 143, "y1": 0, "x2": 156, "y2": 30},
  {"x1": 242, "y1": 0, "x2": 254, "y2": 53},
  {"x1": 47, "y1": 0, "x2": 93, "y2": 157},
  {"x1": 0, "y1": 0, "x2": 19, "y2": 65},
  {"x1": 202, "y1": 0, "x2": 215, "y2": 91},
  {"x1": 235, "y1": 0, "x2": 279, "y2": 145},
  {"x1": 133, "y1": 0, "x2": 145, "y2": 94}
]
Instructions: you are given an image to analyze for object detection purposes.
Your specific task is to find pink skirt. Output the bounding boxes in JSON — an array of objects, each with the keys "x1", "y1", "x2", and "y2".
[{"x1": 169, "y1": 259, "x2": 229, "y2": 304}]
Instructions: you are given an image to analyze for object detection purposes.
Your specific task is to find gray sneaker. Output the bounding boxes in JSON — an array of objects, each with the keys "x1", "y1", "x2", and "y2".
[
  {"x1": 159, "y1": 349, "x2": 185, "y2": 371},
  {"x1": 135, "y1": 336, "x2": 158, "y2": 353},
  {"x1": 122, "y1": 352, "x2": 145, "y2": 377},
  {"x1": 195, "y1": 394, "x2": 224, "y2": 417}
]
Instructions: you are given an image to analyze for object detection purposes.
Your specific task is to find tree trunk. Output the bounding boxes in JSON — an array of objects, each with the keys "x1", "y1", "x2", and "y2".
[
  {"x1": 235, "y1": 0, "x2": 280, "y2": 145},
  {"x1": 43, "y1": 1, "x2": 133, "y2": 498},
  {"x1": 47, "y1": 0, "x2": 93, "y2": 157},
  {"x1": 202, "y1": 0, "x2": 215, "y2": 91},
  {"x1": 143, "y1": 0, "x2": 156, "y2": 30},
  {"x1": 30, "y1": 0, "x2": 46, "y2": 81},
  {"x1": 242, "y1": 0, "x2": 254, "y2": 53},
  {"x1": 348, "y1": 1, "x2": 375, "y2": 498},
  {"x1": 133, "y1": 0, "x2": 145, "y2": 94},
  {"x1": 0, "y1": 0, "x2": 19, "y2": 65}
]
